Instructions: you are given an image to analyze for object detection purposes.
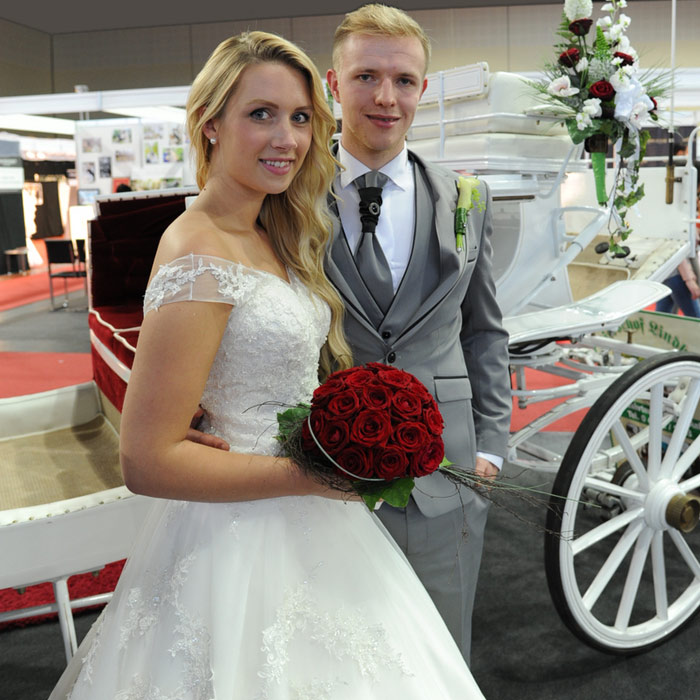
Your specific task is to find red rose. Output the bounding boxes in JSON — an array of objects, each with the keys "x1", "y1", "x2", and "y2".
[
  {"x1": 318, "y1": 419, "x2": 350, "y2": 455},
  {"x1": 343, "y1": 368, "x2": 375, "y2": 388},
  {"x1": 589, "y1": 80, "x2": 615, "y2": 101},
  {"x1": 312, "y1": 379, "x2": 341, "y2": 408},
  {"x1": 326, "y1": 389, "x2": 360, "y2": 419},
  {"x1": 423, "y1": 405, "x2": 444, "y2": 436},
  {"x1": 614, "y1": 51, "x2": 635, "y2": 67},
  {"x1": 391, "y1": 389, "x2": 422, "y2": 419},
  {"x1": 336, "y1": 445, "x2": 374, "y2": 479},
  {"x1": 375, "y1": 367, "x2": 413, "y2": 389},
  {"x1": 362, "y1": 383, "x2": 392, "y2": 410},
  {"x1": 375, "y1": 445, "x2": 409, "y2": 480},
  {"x1": 350, "y1": 409, "x2": 393, "y2": 447},
  {"x1": 408, "y1": 378, "x2": 434, "y2": 405},
  {"x1": 558, "y1": 48, "x2": 580, "y2": 68},
  {"x1": 411, "y1": 437, "x2": 445, "y2": 477},
  {"x1": 650, "y1": 96, "x2": 658, "y2": 111},
  {"x1": 302, "y1": 411, "x2": 326, "y2": 452},
  {"x1": 393, "y1": 422, "x2": 430, "y2": 453},
  {"x1": 301, "y1": 418, "x2": 315, "y2": 452},
  {"x1": 568, "y1": 18, "x2": 593, "y2": 36}
]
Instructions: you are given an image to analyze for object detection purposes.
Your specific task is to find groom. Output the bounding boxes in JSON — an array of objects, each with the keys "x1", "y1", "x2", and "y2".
[{"x1": 324, "y1": 4, "x2": 511, "y2": 663}]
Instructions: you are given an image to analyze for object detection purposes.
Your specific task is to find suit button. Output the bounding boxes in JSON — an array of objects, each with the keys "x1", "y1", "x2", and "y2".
[
  {"x1": 382, "y1": 331, "x2": 391, "y2": 339},
  {"x1": 387, "y1": 351, "x2": 396, "y2": 363}
]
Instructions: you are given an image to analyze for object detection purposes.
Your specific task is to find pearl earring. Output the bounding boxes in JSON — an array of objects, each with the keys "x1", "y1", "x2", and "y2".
[{"x1": 209, "y1": 137, "x2": 217, "y2": 145}]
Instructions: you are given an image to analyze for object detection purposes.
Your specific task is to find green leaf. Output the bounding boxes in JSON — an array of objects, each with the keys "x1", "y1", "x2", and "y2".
[
  {"x1": 361, "y1": 477, "x2": 415, "y2": 510},
  {"x1": 276, "y1": 404, "x2": 310, "y2": 441}
]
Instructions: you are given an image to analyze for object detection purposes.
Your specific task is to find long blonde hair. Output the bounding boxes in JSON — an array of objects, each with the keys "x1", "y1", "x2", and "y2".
[{"x1": 186, "y1": 31, "x2": 352, "y2": 376}]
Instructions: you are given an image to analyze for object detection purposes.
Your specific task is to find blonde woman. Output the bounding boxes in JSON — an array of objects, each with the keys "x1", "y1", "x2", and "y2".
[{"x1": 50, "y1": 32, "x2": 484, "y2": 699}]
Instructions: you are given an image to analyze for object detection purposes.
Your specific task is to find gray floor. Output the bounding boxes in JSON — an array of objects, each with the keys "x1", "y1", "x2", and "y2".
[{"x1": 2, "y1": 299, "x2": 700, "y2": 699}]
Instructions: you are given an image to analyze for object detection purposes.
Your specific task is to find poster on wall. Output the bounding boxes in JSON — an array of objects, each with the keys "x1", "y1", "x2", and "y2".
[{"x1": 75, "y1": 118, "x2": 191, "y2": 195}]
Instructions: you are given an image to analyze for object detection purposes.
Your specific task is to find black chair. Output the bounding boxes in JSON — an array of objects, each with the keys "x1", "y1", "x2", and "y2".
[
  {"x1": 75, "y1": 238, "x2": 87, "y2": 277},
  {"x1": 45, "y1": 238, "x2": 87, "y2": 310}
]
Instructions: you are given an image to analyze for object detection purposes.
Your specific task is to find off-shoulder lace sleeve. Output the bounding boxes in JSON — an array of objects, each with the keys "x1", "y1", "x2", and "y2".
[{"x1": 143, "y1": 253, "x2": 258, "y2": 314}]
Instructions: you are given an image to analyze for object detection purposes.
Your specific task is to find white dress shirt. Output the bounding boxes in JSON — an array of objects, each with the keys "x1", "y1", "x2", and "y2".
[{"x1": 334, "y1": 142, "x2": 503, "y2": 472}]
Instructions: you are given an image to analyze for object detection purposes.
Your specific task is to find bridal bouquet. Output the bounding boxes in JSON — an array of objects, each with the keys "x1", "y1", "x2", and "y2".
[
  {"x1": 277, "y1": 363, "x2": 464, "y2": 509},
  {"x1": 531, "y1": 0, "x2": 669, "y2": 252}
]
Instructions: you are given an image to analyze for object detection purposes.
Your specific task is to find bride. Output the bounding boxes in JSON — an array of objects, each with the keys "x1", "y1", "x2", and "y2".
[{"x1": 50, "y1": 31, "x2": 485, "y2": 699}]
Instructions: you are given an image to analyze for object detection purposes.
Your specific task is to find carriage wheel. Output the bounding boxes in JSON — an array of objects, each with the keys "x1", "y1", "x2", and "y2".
[{"x1": 544, "y1": 352, "x2": 700, "y2": 654}]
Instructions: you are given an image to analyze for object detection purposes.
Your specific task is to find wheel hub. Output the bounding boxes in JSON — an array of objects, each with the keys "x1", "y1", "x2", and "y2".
[
  {"x1": 666, "y1": 494, "x2": 700, "y2": 532},
  {"x1": 644, "y1": 480, "x2": 700, "y2": 532}
]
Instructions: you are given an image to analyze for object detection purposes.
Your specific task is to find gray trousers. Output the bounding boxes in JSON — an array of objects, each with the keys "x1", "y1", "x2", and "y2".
[{"x1": 375, "y1": 492, "x2": 491, "y2": 665}]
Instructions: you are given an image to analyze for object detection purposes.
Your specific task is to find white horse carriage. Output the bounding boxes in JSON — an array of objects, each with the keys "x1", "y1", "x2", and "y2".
[
  {"x1": 408, "y1": 62, "x2": 700, "y2": 654},
  {"x1": 1, "y1": 62, "x2": 698, "y2": 661}
]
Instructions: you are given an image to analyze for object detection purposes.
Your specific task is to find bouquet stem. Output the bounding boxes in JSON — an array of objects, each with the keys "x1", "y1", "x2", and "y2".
[{"x1": 585, "y1": 134, "x2": 609, "y2": 206}]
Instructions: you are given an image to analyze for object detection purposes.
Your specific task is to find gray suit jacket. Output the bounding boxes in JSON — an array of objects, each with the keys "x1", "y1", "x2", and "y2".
[{"x1": 325, "y1": 151, "x2": 512, "y2": 517}]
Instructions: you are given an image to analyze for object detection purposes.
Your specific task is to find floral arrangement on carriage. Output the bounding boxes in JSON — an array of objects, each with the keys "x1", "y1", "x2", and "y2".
[
  {"x1": 276, "y1": 363, "x2": 492, "y2": 510},
  {"x1": 530, "y1": 0, "x2": 669, "y2": 254}
]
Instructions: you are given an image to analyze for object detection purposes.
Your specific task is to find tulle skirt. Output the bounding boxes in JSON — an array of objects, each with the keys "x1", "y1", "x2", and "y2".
[{"x1": 50, "y1": 495, "x2": 484, "y2": 699}]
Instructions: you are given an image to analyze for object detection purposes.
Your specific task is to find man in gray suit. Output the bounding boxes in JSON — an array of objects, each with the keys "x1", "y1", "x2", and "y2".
[{"x1": 325, "y1": 4, "x2": 512, "y2": 663}]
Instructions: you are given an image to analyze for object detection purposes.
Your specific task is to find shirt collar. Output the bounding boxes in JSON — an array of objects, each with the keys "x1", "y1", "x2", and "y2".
[{"x1": 337, "y1": 142, "x2": 411, "y2": 192}]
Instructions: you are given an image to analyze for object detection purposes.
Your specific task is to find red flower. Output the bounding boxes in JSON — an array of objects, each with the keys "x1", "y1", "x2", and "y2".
[
  {"x1": 391, "y1": 389, "x2": 423, "y2": 419},
  {"x1": 350, "y1": 409, "x2": 393, "y2": 447},
  {"x1": 558, "y1": 48, "x2": 580, "y2": 68},
  {"x1": 423, "y1": 405, "x2": 444, "y2": 436},
  {"x1": 362, "y1": 384, "x2": 392, "y2": 410},
  {"x1": 614, "y1": 51, "x2": 635, "y2": 67},
  {"x1": 312, "y1": 380, "x2": 339, "y2": 408},
  {"x1": 375, "y1": 366, "x2": 413, "y2": 389},
  {"x1": 394, "y1": 422, "x2": 430, "y2": 453},
  {"x1": 318, "y1": 419, "x2": 350, "y2": 455},
  {"x1": 650, "y1": 96, "x2": 658, "y2": 111},
  {"x1": 326, "y1": 390, "x2": 360, "y2": 419},
  {"x1": 302, "y1": 411, "x2": 326, "y2": 452},
  {"x1": 568, "y1": 18, "x2": 593, "y2": 36},
  {"x1": 375, "y1": 445, "x2": 409, "y2": 480},
  {"x1": 336, "y1": 445, "x2": 374, "y2": 479},
  {"x1": 411, "y1": 438, "x2": 445, "y2": 477},
  {"x1": 589, "y1": 80, "x2": 615, "y2": 101},
  {"x1": 343, "y1": 368, "x2": 374, "y2": 388}
]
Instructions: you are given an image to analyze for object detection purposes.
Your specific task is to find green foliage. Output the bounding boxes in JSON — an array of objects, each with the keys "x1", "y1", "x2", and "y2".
[
  {"x1": 275, "y1": 404, "x2": 310, "y2": 441},
  {"x1": 362, "y1": 478, "x2": 415, "y2": 510}
]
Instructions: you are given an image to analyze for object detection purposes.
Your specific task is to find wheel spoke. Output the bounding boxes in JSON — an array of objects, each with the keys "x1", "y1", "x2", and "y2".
[
  {"x1": 663, "y1": 377, "x2": 700, "y2": 479},
  {"x1": 611, "y1": 419, "x2": 650, "y2": 490},
  {"x1": 583, "y1": 475, "x2": 645, "y2": 502},
  {"x1": 615, "y1": 527, "x2": 653, "y2": 630},
  {"x1": 571, "y1": 506, "x2": 644, "y2": 556},
  {"x1": 581, "y1": 519, "x2": 645, "y2": 610},
  {"x1": 673, "y1": 433, "x2": 700, "y2": 484},
  {"x1": 647, "y1": 383, "x2": 664, "y2": 481},
  {"x1": 651, "y1": 531, "x2": 668, "y2": 621},
  {"x1": 669, "y1": 529, "x2": 700, "y2": 578}
]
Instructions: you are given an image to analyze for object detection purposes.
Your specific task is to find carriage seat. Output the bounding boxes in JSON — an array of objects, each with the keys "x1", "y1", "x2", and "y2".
[
  {"x1": 504, "y1": 280, "x2": 671, "y2": 349},
  {"x1": 88, "y1": 190, "x2": 195, "y2": 410}
]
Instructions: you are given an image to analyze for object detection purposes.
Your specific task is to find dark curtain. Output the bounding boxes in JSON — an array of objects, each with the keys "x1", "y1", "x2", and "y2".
[
  {"x1": 32, "y1": 181, "x2": 63, "y2": 240},
  {"x1": 0, "y1": 192, "x2": 27, "y2": 274}
]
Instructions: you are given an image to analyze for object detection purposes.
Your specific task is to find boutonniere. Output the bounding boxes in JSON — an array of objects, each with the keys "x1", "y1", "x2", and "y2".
[{"x1": 454, "y1": 176, "x2": 484, "y2": 251}]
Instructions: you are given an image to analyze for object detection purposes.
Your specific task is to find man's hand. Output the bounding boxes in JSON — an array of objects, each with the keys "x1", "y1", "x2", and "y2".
[
  {"x1": 187, "y1": 407, "x2": 230, "y2": 451},
  {"x1": 475, "y1": 455, "x2": 498, "y2": 481}
]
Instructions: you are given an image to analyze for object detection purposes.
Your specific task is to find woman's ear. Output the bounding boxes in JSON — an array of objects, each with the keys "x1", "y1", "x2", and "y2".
[{"x1": 202, "y1": 118, "x2": 217, "y2": 142}]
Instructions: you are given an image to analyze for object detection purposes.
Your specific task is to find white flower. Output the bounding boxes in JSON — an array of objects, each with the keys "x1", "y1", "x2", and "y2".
[
  {"x1": 601, "y1": 2, "x2": 614, "y2": 11},
  {"x1": 614, "y1": 75, "x2": 654, "y2": 123},
  {"x1": 629, "y1": 101, "x2": 650, "y2": 127},
  {"x1": 547, "y1": 76, "x2": 580, "y2": 97},
  {"x1": 576, "y1": 112, "x2": 593, "y2": 130},
  {"x1": 608, "y1": 23, "x2": 624, "y2": 41},
  {"x1": 576, "y1": 57, "x2": 589, "y2": 72},
  {"x1": 582, "y1": 98, "x2": 602, "y2": 117},
  {"x1": 617, "y1": 0, "x2": 628, "y2": 7},
  {"x1": 597, "y1": 16, "x2": 612, "y2": 28},
  {"x1": 618, "y1": 13, "x2": 631, "y2": 29},
  {"x1": 564, "y1": 0, "x2": 593, "y2": 21}
]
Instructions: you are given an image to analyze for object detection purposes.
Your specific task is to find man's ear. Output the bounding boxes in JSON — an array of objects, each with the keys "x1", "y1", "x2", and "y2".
[{"x1": 326, "y1": 68, "x2": 341, "y2": 103}]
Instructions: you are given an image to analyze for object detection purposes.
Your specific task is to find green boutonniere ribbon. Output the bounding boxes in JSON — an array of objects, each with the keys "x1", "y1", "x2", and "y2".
[{"x1": 454, "y1": 176, "x2": 483, "y2": 252}]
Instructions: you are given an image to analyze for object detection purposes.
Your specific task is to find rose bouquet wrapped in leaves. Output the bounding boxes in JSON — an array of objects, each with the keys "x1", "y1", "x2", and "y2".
[
  {"x1": 276, "y1": 363, "x2": 461, "y2": 510},
  {"x1": 531, "y1": 0, "x2": 669, "y2": 253}
]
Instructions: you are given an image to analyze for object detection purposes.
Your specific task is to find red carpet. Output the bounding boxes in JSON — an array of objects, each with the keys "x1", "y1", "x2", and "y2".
[
  {"x1": 0, "y1": 352, "x2": 93, "y2": 398},
  {"x1": 0, "y1": 561, "x2": 125, "y2": 629},
  {"x1": 0, "y1": 270, "x2": 85, "y2": 312}
]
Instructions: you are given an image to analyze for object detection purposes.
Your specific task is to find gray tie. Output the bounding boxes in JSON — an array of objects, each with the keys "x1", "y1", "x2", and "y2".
[{"x1": 354, "y1": 170, "x2": 393, "y2": 312}]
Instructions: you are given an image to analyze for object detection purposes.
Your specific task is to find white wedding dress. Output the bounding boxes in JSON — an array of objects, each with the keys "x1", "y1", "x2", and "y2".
[{"x1": 50, "y1": 253, "x2": 484, "y2": 700}]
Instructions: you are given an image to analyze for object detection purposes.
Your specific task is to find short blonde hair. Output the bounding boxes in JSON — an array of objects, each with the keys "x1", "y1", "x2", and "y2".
[
  {"x1": 332, "y1": 4, "x2": 431, "y2": 73},
  {"x1": 186, "y1": 32, "x2": 352, "y2": 375}
]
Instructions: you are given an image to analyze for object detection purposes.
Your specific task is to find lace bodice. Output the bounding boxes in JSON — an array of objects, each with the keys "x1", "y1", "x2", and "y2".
[{"x1": 144, "y1": 253, "x2": 330, "y2": 455}]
